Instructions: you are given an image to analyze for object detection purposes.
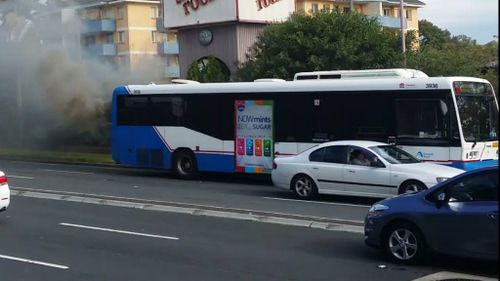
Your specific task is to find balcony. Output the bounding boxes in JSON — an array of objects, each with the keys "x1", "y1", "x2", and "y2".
[
  {"x1": 377, "y1": 16, "x2": 407, "y2": 29},
  {"x1": 82, "y1": 19, "x2": 116, "y2": 34},
  {"x1": 165, "y1": 65, "x2": 180, "y2": 78},
  {"x1": 83, "y1": 43, "x2": 117, "y2": 57},
  {"x1": 157, "y1": 42, "x2": 179, "y2": 55}
]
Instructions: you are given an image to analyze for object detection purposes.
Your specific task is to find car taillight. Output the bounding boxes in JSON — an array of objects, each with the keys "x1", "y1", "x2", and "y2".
[
  {"x1": 0, "y1": 175, "x2": 7, "y2": 186},
  {"x1": 272, "y1": 161, "x2": 277, "y2": 169}
]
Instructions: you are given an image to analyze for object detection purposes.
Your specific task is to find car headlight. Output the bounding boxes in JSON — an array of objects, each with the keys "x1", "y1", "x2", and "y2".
[
  {"x1": 368, "y1": 204, "x2": 389, "y2": 213},
  {"x1": 436, "y1": 177, "x2": 449, "y2": 183}
]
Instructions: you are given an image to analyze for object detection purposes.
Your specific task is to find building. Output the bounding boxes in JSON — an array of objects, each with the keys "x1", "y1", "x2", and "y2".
[
  {"x1": 76, "y1": 0, "x2": 180, "y2": 78},
  {"x1": 162, "y1": 0, "x2": 296, "y2": 80},
  {"x1": 162, "y1": 0, "x2": 424, "y2": 80},
  {"x1": 296, "y1": 0, "x2": 424, "y2": 37}
]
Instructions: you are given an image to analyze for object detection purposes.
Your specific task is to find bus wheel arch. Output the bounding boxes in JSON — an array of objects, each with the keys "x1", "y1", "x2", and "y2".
[
  {"x1": 172, "y1": 148, "x2": 198, "y2": 179},
  {"x1": 398, "y1": 180, "x2": 426, "y2": 195}
]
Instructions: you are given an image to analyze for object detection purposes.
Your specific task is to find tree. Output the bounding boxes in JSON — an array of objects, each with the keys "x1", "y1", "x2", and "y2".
[
  {"x1": 237, "y1": 11, "x2": 405, "y2": 81},
  {"x1": 186, "y1": 55, "x2": 230, "y2": 82},
  {"x1": 407, "y1": 21, "x2": 498, "y2": 94},
  {"x1": 418, "y1": 19, "x2": 452, "y2": 49}
]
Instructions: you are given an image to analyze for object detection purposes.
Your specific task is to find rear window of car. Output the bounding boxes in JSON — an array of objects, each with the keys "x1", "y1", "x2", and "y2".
[{"x1": 309, "y1": 148, "x2": 325, "y2": 162}]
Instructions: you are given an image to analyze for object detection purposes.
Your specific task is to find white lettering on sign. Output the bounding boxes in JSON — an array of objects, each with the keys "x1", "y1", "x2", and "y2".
[
  {"x1": 176, "y1": 0, "x2": 214, "y2": 16},
  {"x1": 255, "y1": 0, "x2": 282, "y2": 11}
]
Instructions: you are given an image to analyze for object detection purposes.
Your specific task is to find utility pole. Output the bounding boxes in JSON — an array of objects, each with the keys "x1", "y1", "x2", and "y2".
[
  {"x1": 350, "y1": 0, "x2": 354, "y2": 12},
  {"x1": 400, "y1": 0, "x2": 406, "y2": 66}
]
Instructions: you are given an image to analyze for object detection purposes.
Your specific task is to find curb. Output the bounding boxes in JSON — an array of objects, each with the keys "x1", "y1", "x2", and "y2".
[{"x1": 11, "y1": 187, "x2": 365, "y2": 233}]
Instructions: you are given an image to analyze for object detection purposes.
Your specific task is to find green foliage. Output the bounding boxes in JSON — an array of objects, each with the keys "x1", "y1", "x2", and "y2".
[
  {"x1": 187, "y1": 55, "x2": 230, "y2": 82},
  {"x1": 418, "y1": 20, "x2": 452, "y2": 49},
  {"x1": 237, "y1": 11, "x2": 405, "y2": 81},
  {"x1": 407, "y1": 21, "x2": 498, "y2": 94}
]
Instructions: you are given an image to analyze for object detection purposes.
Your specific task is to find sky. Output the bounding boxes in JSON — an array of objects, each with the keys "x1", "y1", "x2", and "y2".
[{"x1": 419, "y1": 0, "x2": 499, "y2": 44}]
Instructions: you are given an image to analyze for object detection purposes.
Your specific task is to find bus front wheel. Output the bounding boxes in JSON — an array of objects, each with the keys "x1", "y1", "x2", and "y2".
[{"x1": 173, "y1": 150, "x2": 197, "y2": 179}]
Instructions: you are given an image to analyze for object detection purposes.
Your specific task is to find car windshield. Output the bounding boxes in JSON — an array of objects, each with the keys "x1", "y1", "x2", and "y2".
[
  {"x1": 369, "y1": 145, "x2": 420, "y2": 164},
  {"x1": 454, "y1": 82, "x2": 499, "y2": 142}
]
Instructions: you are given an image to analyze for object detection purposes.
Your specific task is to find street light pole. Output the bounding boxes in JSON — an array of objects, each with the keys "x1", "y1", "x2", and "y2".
[
  {"x1": 350, "y1": 0, "x2": 354, "y2": 12},
  {"x1": 400, "y1": 0, "x2": 406, "y2": 65}
]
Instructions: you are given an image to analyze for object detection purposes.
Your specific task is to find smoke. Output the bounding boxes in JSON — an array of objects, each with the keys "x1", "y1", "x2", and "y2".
[{"x1": 0, "y1": 0, "x2": 166, "y2": 149}]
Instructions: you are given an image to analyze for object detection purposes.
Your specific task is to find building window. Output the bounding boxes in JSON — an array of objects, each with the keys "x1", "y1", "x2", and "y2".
[
  {"x1": 150, "y1": 6, "x2": 159, "y2": 18},
  {"x1": 343, "y1": 7, "x2": 350, "y2": 14},
  {"x1": 406, "y1": 9, "x2": 412, "y2": 20},
  {"x1": 118, "y1": 31, "x2": 125, "y2": 43},
  {"x1": 311, "y1": 3, "x2": 318, "y2": 13},
  {"x1": 83, "y1": 35, "x2": 96, "y2": 47},
  {"x1": 383, "y1": 8, "x2": 391, "y2": 16},
  {"x1": 102, "y1": 8, "x2": 114, "y2": 19},
  {"x1": 117, "y1": 6, "x2": 125, "y2": 19},
  {"x1": 106, "y1": 33, "x2": 113, "y2": 44},
  {"x1": 323, "y1": 4, "x2": 330, "y2": 12},
  {"x1": 152, "y1": 31, "x2": 158, "y2": 43}
]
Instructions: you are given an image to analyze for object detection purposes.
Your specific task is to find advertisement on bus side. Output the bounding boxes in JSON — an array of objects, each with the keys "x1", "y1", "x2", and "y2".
[{"x1": 234, "y1": 100, "x2": 274, "y2": 173}]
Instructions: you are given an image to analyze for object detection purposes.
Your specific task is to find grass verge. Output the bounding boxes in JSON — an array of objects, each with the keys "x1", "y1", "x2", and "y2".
[{"x1": 0, "y1": 148, "x2": 114, "y2": 165}]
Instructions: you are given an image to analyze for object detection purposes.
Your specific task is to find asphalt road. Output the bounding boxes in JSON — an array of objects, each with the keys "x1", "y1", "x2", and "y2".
[
  {"x1": 0, "y1": 159, "x2": 374, "y2": 222},
  {"x1": 1, "y1": 196, "x2": 497, "y2": 281},
  {"x1": 0, "y1": 159, "x2": 498, "y2": 280}
]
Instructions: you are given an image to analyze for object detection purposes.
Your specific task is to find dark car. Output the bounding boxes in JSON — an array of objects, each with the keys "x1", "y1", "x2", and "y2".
[{"x1": 364, "y1": 166, "x2": 498, "y2": 264}]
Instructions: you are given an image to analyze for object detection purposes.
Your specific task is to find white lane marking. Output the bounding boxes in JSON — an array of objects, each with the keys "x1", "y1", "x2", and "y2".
[
  {"x1": 40, "y1": 169, "x2": 94, "y2": 175},
  {"x1": 263, "y1": 197, "x2": 371, "y2": 208},
  {"x1": 412, "y1": 271, "x2": 497, "y2": 281},
  {"x1": 59, "y1": 223, "x2": 179, "y2": 240},
  {"x1": 0, "y1": 254, "x2": 69, "y2": 270},
  {"x1": 8, "y1": 175, "x2": 35, "y2": 180}
]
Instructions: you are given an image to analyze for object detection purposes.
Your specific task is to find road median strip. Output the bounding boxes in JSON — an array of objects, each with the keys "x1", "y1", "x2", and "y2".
[{"x1": 11, "y1": 186, "x2": 364, "y2": 233}]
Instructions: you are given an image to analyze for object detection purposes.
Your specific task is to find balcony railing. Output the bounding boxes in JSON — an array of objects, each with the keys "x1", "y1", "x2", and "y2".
[
  {"x1": 165, "y1": 65, "x2": 180, "y2": 78},
  {"x1": 83, "y1": 43, "x2": 117, "y2": 57},
  {"x1": 82, "y1": 19, "x2": 116, "y2": 34},
  {"x1": 158, "y1": 42, "x2": 179, "y2": 55},
  {"x1": 376, "y1": 16, "x2": 407, "y2": 29}
]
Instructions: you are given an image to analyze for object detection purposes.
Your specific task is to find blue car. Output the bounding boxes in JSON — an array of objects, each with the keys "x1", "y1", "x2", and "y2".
[{"x1": 365, "y1": 166, "x2": 498, "y2": 264}]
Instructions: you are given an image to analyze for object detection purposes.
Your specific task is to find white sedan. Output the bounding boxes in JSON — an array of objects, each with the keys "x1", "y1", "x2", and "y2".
[
  {"x1": 271, "y1": 141, "x2": 464, "y2": 199},
  {"x1": 0, "y1": 171, "x2": 10, "y2": 212}
]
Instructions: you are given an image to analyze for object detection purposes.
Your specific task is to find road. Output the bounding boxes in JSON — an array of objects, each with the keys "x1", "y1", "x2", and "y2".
[{"x1": 0, "y1": 160, "x2": 498, "y2": 280}]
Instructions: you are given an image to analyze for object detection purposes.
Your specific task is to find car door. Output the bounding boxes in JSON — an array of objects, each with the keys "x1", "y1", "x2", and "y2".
[
  {"x1": 307, "y1": 146, "x2": 346, "y2": 193},
  {"x1": 423, "y1": 171, "x2": 498, "y2": 259},
  {"x1": 342, "y1": 146, "x2": 393, "y2": 196}
]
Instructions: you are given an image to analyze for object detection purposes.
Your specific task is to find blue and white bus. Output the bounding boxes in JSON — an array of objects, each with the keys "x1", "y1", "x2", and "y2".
[{"x1": 111, "y1": 71, "x2": 498, "y2": 178}]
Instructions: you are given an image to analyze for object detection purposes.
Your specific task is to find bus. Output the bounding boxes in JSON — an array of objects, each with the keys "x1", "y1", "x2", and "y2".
[{"x1": 111, "y1": 72, "x2": 498, "y2": 178}]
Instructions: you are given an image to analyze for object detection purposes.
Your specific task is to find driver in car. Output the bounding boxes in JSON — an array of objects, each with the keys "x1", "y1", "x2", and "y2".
[{"x1": 351, "y1": 150, "x2": 371, "y2": 166}]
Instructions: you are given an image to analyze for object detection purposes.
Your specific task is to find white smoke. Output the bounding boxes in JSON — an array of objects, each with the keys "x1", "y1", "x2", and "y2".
[{"x1": 0, "y1": 0, "x2": 165, "y2": 148}]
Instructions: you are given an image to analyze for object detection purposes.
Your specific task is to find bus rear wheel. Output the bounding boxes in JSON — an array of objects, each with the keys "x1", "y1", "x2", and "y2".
[{"x1": 173, "y1": 150, "x2": 197, "y2": 179}]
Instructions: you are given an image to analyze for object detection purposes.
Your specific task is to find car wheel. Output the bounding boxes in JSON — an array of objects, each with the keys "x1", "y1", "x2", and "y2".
[
  {"x1": 291, "y1": 175, "x2": 318, "y2": 200},
  {"x1": 173, "y1": 150, "x2": 197, "y2": 179},
  {"x1": 383, "y1": 222, "x2": 426, "y2": 264},
  {"x1": 398, "y1": 181, "x2": 426, "y2": 194}
]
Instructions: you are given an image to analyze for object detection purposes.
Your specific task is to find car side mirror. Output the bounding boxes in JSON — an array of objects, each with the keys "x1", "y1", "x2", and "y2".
[
  {"x1": 370, "y1": 158, "x2": 385, "y2": 168},
  {"x1": 436, "y1": 192, "x2": 447, "y2": 209}
]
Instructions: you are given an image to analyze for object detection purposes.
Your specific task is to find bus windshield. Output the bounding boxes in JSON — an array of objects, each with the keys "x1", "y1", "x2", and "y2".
[
  {"x1": 369, "y1": 145, "x2": 420, "y2": 164},
  {"x1": 454, "y1": 82, "x2": 499, "y2": 142}
]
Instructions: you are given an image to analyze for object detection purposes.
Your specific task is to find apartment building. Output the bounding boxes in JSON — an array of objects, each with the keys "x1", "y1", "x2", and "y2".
[
  {"x1": 296, "y1": 0, "x2": 423, "y2": 33},
  {"x1": 77, "y1": 0, "x2": 179, "y2": 78}
]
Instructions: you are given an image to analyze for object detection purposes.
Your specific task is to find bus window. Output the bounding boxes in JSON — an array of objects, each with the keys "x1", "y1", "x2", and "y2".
[{"x1": 396, "y1": 99, "x2": 449, "y2": 140}]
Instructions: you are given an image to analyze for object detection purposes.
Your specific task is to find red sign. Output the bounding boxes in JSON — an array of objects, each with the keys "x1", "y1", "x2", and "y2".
[
  {"x1": 176, "y1": 0, "x2": 214, "y2": 16},
  {"x1": 256, "y1": 0, "x2": 282, "y2": 11}
]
